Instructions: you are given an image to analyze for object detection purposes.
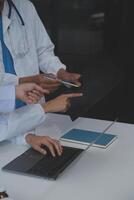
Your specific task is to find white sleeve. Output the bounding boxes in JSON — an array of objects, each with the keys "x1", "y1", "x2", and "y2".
[
  {"x1": 0, "y1": 73, "x2": 18, "y2": 85},
  {"x1": 0, "y1": 104, "x2": 46, "y2": 143},
  {"x1": 9, "y1": 131, "x2": 35, "y2": 146},
  {"x1": 31, "y1": 4, "x2": 66, "y2": 75},
  {"x1": 0, "y1": 85, "x2": 15, "y2": 113}
]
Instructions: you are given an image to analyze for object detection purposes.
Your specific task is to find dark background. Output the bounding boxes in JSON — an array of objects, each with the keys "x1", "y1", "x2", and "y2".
[{"x1": 31, "y1": 0, "x2": 134, "y2": 123}]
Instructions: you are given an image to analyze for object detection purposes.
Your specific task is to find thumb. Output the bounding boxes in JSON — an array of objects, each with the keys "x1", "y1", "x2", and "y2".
[{"x1": 73, "y1": 73, "x2": 81, "y2": 79}]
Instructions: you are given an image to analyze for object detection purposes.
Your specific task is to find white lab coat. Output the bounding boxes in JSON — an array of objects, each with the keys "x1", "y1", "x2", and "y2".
[
  {"x1": 0, "y1": 0, "x2": 66, "y2": 144},
  {"x1": 0, "y1": 87, "x2": 44, "y2": 200},
  {"x1": 0, "y1": 85, "x2": 46, "y2": 143},
  {"x1": 0, "y1": 0, "x2": 66, "y2": 84},
  {"x1": 0, "y1": 85, "x2": 15, "y2": 113}
]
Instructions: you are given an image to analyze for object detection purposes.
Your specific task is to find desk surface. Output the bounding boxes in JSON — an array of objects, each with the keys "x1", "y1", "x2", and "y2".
[{"x1": 0, "y1": 114, "x2": 134, "y2": 200}]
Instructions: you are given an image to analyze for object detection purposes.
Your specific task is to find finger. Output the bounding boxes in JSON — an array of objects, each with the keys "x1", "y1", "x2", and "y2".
[
  {"x1": 28, "y1": 92, "x2": 40, "y2": 101},
  {"x1": 40, "y1": 83, "x2": 60, "y2": 90},
  {"x1": 33, "y1": 145, "x2": 47, "y2": 155},
  {"x1": 43, "y1": 73, "x2": 57, "y2": 79},
  {"x1": 27, "y1": 95, "x2": 38, "y2": 104},
  {"x1": 44, "y1": 141, "x2": 56, "y2": 157},
  {"x1": 34, "y1": 88, "x2": 49, "y2": 95},
  {"x1": 72, "y1": 73, "x2": 81, "y2": 79},
  {"x1": 32, "y1": 89, "x2": 49, "y2": 97},
  {"x1": 21, "y1": 94, "x2": 37, "y2": 104},
  {"x1": 63, "y1": 93, "x2": 83, "y2": 98},
  {"x1": 42, "y1": 76, "x2": 60, "y2": 84},
  {"x1": 25, "y1": 98, "x2": 35, "y2": 104},
  {"x1": 66, "y1": 73, "x2": 81, "y2": 82},
  {"x1": 48, "y1": 138, "x2": 63, "y2": 156},
  {"x1": 68, "y1": 74, "x2": 81, "y2": 86},
  {"x1": 28, "y1": 96, "x2": 39, "y2": 104},
  {"x1": 33, "y1": 84, "x2": 48, "y2": 94},
  {"x1": 45, "y1": 84, "x2": 60, "y2": 89},
  {"x1": 72, "y1": 80, "x2": 81, "y2": 87},
  {"x1": 32, "y1": 90, "x2": 43, "y2": 97},
  {"x1": 55, "y1": 140, "x2": 63, "y2": 153}
]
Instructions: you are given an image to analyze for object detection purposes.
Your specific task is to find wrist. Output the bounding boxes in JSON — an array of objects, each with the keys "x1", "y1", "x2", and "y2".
[
  {"x1": 19, "y1": 77, "x2": 27, "y2": 84},
  {"x1": 19, "y1": 76, "x2": 34, "y2": 84},
  {"x1": 41, "y1": 101, "x2": 52, "y2": 113},
  {"x1": 25, "y1": 133, "x2": 35, "y2": 145}
]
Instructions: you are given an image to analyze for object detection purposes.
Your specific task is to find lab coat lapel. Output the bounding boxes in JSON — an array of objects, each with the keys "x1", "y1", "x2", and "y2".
[
  {"x1": 0, "y1": 1, "x2": 11, "y2": 66},
  {"x1": 2, "y1": 15, "x2": 11, "y2": 34},
  {"x1": 2, "y1": 0, "x2": 14, "y2": 61},
  {"x1": 2, "y1": 0, "x2": 11, "y2": 33}
]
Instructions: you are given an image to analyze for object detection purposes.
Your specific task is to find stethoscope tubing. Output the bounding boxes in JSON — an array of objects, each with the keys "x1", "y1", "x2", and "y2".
[{"x1": 7, "y1": 0, "x2": 25, "y2": 26}]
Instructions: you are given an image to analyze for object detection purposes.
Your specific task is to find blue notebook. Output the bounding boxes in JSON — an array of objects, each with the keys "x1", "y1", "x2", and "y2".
[{"x1": 60, "y1": 129, "x2": 117, "y2": 148}]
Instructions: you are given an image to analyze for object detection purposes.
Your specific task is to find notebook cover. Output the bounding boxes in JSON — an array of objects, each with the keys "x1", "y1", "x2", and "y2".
[{"x1": 60, "y1": 129, "x2": 117, "y2": 148}]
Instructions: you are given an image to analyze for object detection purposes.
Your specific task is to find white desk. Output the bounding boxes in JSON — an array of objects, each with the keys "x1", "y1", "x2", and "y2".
[{"x1": 0, "y1": 114, "x2": 134, "y2": 200}]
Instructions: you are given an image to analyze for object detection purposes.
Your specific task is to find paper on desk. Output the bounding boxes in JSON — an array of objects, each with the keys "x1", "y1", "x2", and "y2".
[{"x1": 60, "y1": 140, "x2": 88, "y2": 150}]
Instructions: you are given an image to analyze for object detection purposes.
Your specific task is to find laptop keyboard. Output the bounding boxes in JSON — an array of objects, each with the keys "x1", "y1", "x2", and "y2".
[{"x1": 27, "y1": 146, "x2": 83, "y2": 179}]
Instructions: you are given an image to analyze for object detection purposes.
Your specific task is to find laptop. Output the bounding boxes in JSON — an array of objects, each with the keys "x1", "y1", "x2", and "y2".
[{"x1": 2, "y1": 146, "x2": 84, "y2": 180}]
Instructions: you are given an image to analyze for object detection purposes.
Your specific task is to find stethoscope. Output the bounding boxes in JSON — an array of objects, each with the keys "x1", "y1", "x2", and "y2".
[
  {"x1": 6, "y1": 0, "x2": 29, "y2": 57},
  {"x1": 7, "y1": 0, "x2": 25, "y2": 25}
]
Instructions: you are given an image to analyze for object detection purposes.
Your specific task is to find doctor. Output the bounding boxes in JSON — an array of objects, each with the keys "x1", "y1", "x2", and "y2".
[
  {"x1": 0, "y1": 0, "x2": 82, "y2": 152},
  {"x1": 0, "y1": 0, "x2": 81, "y2": 89}
]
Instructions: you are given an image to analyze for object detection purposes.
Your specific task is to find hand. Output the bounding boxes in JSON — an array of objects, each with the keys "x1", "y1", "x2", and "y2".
[
  {"x1": 19, "y1": 74, "x2": 61, "y2": 93},
  {"x1": 25, "y1": 134, "x2": 63, "y2": 157},
  {"x1": 57, "y1": 68, "x2": 81, "y2": 87},
  {"x1": 42, "y1": 93, "x2": 83, "y2": 113},
  {"x1": 16, "y1": 83, "x2": 49, "y2": 104}
]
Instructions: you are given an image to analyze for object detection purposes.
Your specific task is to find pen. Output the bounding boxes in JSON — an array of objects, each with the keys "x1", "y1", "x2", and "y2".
[{"x1": 43, "y1": 74, "x2": 79, "y2": 88}]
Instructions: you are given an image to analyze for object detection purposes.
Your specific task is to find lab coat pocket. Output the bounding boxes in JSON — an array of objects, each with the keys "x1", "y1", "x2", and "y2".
[{"x1": 8, "y1": 22, "x2": 30, "y2": 58}]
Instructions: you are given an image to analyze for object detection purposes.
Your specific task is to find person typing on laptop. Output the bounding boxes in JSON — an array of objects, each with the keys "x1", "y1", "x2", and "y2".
[
  {"x1": 0, "y1": 83, "x2": 82, "y2": 198},
  {"x1": 0, "y1": 83, "x2": 82, "y2": 156},
  {"x1": 0, "y1": 83, "x2": 44, "y2": 200}
]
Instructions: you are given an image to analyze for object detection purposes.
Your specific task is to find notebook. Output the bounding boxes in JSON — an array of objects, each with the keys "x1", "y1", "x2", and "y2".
[
  {"x1": 2, "y1": 145, "x2": 84, "y2": 180},
  {"x1": 60, "y1": 129, "x2": 117, "y2": 148}
]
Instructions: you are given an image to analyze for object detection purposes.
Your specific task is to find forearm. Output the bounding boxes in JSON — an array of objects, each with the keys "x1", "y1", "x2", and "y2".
[
  {"x1": 0, "y1": 104, "x2": 46, "y2": 142},
  {"x1": 9, "y1": 131, "x2": 35, "y2": 145},
  {"x1": 39, "y1": 55, "x2": 66, "y2": 75}
]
